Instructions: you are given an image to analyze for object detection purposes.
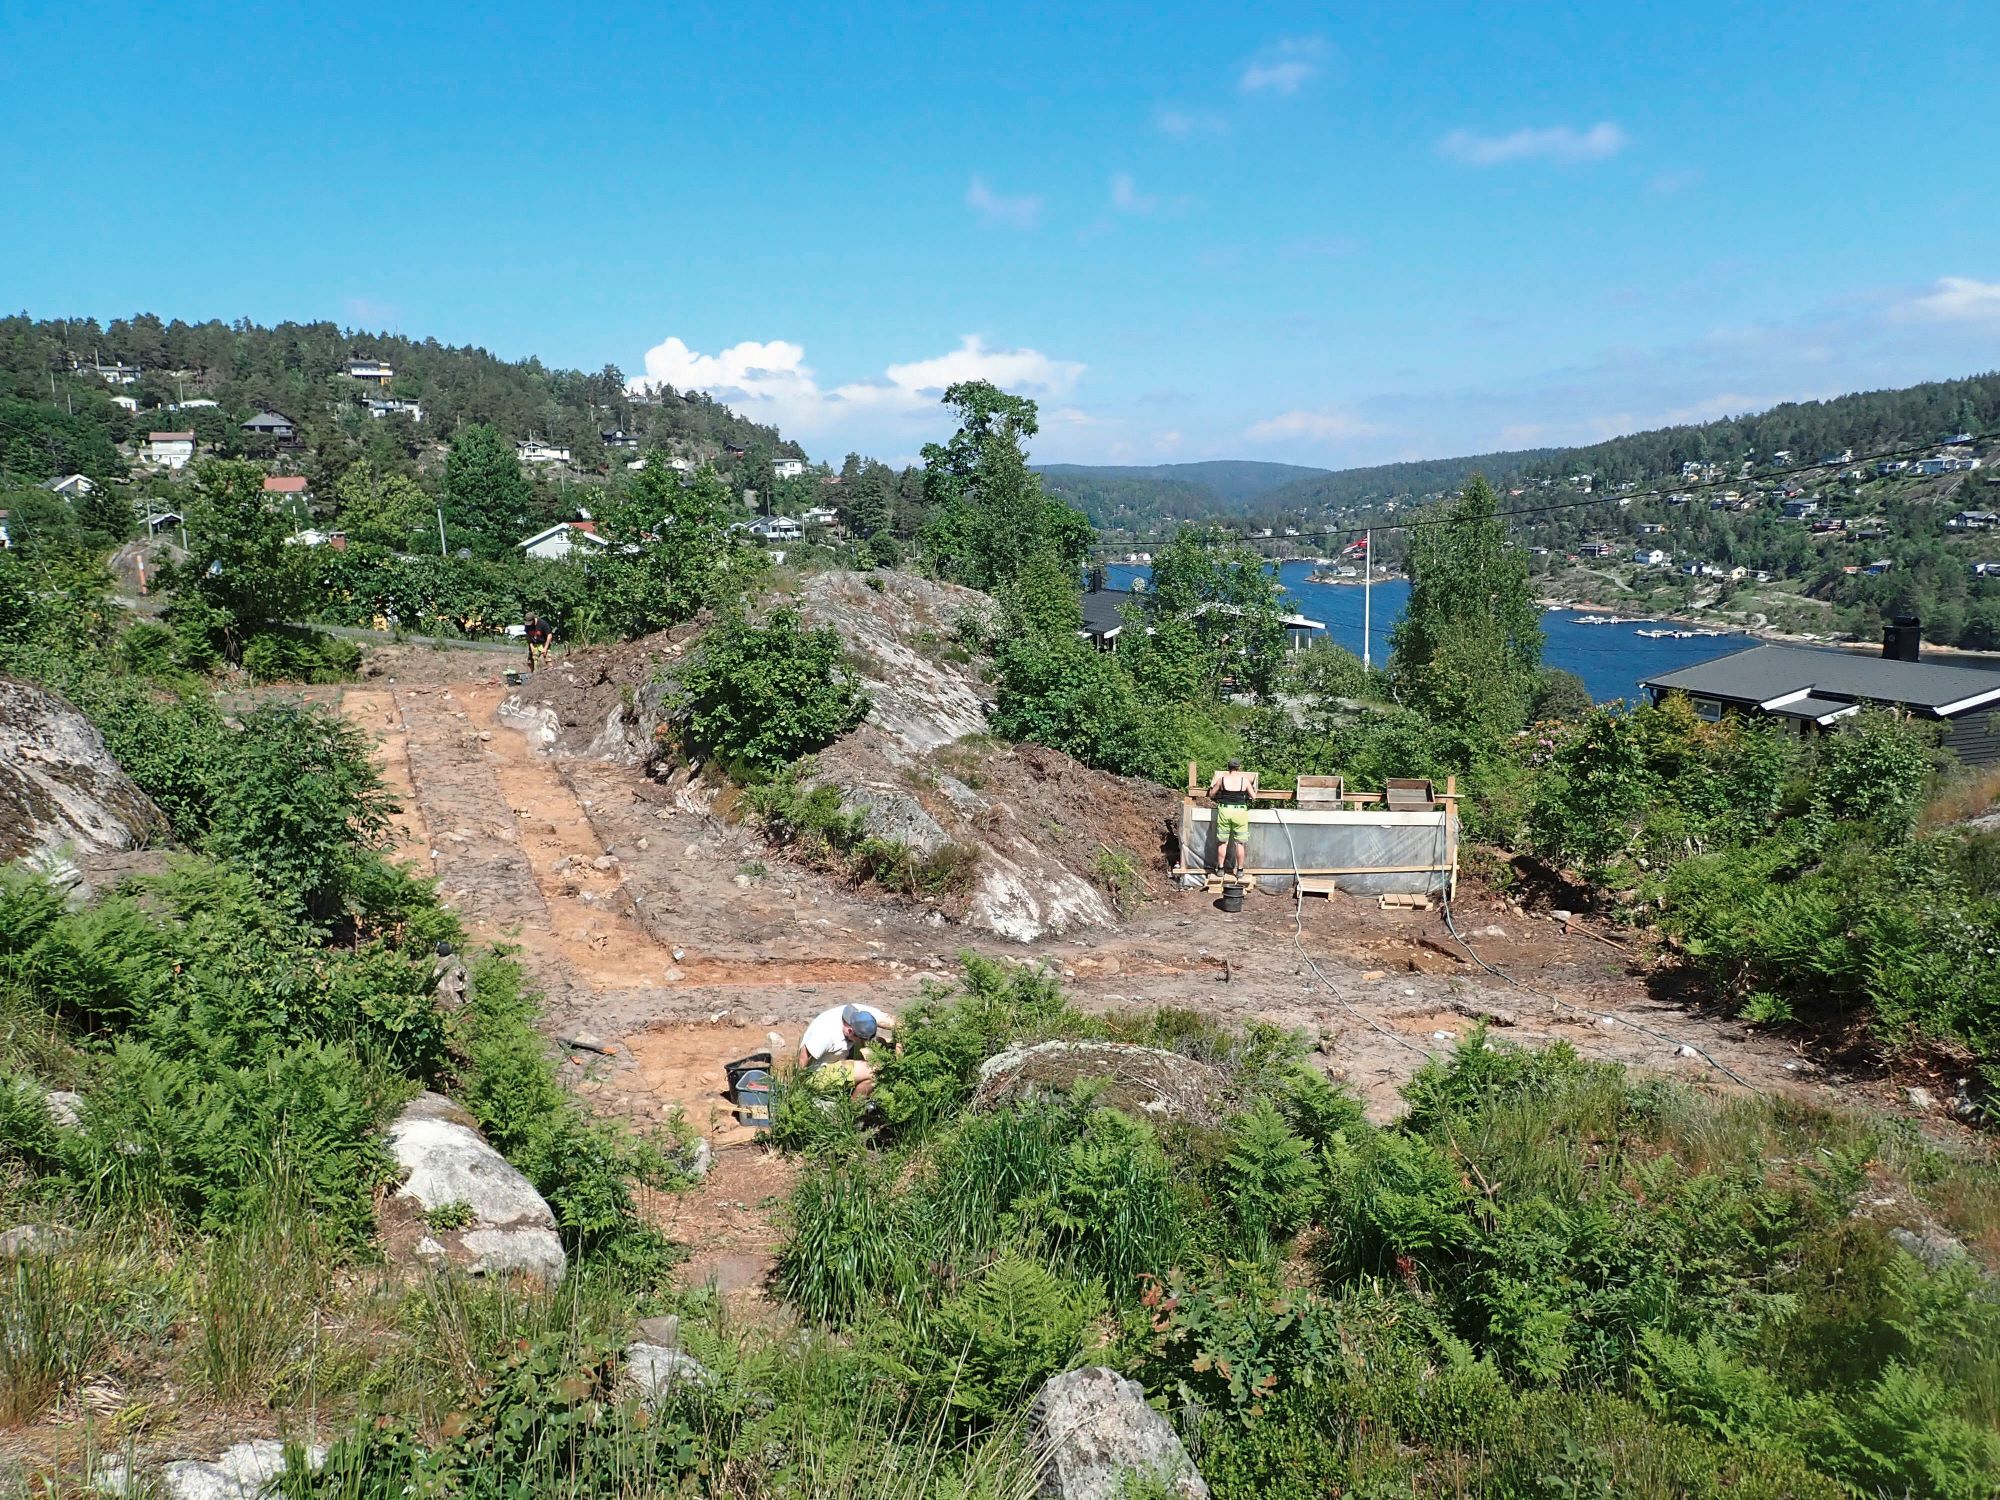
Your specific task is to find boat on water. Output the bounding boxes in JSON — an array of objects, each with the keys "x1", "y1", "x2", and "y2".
[
  {"x1": 1636, "y1": 626, "x2": 1732, "y2": 640},
  {"x1": 1572, "y1": 614, "x2": 1624, "y2": 625}
]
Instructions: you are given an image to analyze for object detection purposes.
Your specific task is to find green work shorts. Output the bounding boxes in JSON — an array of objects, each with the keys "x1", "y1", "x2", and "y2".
[{"x1": 1216, "y1": 805, "x2": 1251, "y2": 839}]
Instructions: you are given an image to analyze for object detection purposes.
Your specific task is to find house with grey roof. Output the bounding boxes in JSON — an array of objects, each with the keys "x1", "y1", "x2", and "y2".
[
  {"x1": 1640, "y1": 620, "x2": 2000, "y2": 765},
  {"x1": 240, "y1": 411, "x2": 297, "y2": 441}
]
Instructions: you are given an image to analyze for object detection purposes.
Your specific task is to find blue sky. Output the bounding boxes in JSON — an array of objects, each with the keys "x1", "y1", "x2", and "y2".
[{"x1": 3, "y1": 2, "x2": 1996, "y2": 467}]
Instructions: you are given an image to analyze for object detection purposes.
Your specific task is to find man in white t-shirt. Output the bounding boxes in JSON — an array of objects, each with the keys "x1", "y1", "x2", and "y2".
[{"x1": 797, "y1": 1002, "x2": 897, "y2": 1096}]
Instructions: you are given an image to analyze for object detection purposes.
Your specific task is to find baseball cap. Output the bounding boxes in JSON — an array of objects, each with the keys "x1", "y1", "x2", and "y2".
[{"x1": 841, "y1": 1004, "x2": 879, "y2": 1041}]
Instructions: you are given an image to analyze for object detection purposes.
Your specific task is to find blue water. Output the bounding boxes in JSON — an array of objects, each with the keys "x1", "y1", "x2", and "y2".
[{"x1": 1105, "y1": 559, "x2": 1755, "y2": 704}]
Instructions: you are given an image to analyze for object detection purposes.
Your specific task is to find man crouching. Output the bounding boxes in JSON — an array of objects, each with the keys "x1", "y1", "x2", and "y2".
[{"x1": 798, "y1": 1002, "x2": 898, "y2": 1097}]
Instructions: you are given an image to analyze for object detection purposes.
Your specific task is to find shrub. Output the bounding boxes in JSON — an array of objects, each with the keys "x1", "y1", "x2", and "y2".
[
  {"x1": 915, "y1": 1252, "x2": 1100, "y2": 1423},
  {"x1": 673, "y1": 608, "x2": 869, "y2": 779}
]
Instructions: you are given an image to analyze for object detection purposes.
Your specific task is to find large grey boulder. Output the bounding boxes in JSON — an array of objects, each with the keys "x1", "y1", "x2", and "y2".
[
  {"x1": 0, "y1": 675, "x2": 164, "y2": 866},
  {"x1": 1028, "y1": 1367, "x2": 1207, "y2": 1500},
  {"x1": 384, "y1": 1092, "x2": 565, "y2": 1284},
  {"x1": 974, "y1": 1043, "x2": 1224, "y2": 1125}
]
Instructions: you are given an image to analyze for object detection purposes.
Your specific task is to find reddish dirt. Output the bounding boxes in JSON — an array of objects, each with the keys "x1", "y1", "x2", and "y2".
[{"x1": 335, "y1": 640, "x2": 1923, "y2": 1300}]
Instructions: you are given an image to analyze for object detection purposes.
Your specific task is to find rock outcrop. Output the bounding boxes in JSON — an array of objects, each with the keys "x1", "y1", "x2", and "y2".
[
  {"x1": 0, "y1": 675, "x2": 164, "y2": 867},
  {"x1": 384, "y1": 1092, "x2": 565, "y2": 1284},
  {"x1": 494, "y1": 572, "x2": 1177, "y2": 944},
  {"x1": 974, "y1": 1042, "x2": 1225, "y2": 1125},
  {"x1": 1027, "y1": 1367, "x2": 1208, "y2": 1500}
]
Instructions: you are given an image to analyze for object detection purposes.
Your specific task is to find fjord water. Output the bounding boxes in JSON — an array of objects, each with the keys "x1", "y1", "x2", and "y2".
[{"x1": 1107, "y1": 560, "x2": 1753, "y2": 703}]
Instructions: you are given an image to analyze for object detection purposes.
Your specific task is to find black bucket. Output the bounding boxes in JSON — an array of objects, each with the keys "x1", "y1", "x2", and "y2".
[
  {"x1": 724, "y1": 1051, "x2": 774, "y2": 1094},
  {"x1": 1220, "y1": 883, "x2": 1246, "y2": 913}
]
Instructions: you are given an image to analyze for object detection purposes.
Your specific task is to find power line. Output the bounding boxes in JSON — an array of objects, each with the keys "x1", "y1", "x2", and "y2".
[{"x1": 1082, "y1": 428, "x2": 1998, "y2": 554}]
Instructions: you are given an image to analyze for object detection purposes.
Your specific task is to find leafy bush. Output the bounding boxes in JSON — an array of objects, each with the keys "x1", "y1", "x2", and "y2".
[
  {"x1": 241, "y1": 627, "x2": 364, "y2": 684},
  {"x1": 913, "y1": 1252, "x2": 1099, "y2": 1423},
  {"x1": 673, "y1": 609, "x2": 869, "y2": 779}
]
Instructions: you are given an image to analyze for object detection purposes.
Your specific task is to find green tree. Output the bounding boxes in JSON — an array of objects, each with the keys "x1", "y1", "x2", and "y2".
[
  {"x1": 1127, "y1": 525, "x2": 1288, "y2": 700},
  {"x1": 443, "y1": 424, "x2": 533, "y2": 554},
  {"x1": 168, "y1": 459, "x2": 309, "y2": 658},
  {"x1": 918, "y1": 382, "x2": 1092, "y2": 592},
  {"x1": 673, "y1": 608, "x2": 870, "y2": 779},
  {"x1": 593, "y1": 465, "x2": 764, "y2": 637},
  {"x1": 1390, "y1": 475, "x2": 1544, "y2": 755},
  {"x1": 333, "y1": 461, "x2": 430, "y2": 551}
]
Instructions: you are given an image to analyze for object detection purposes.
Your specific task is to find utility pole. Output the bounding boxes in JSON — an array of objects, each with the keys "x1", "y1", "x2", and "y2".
[
  {"x1": 437, "y1": 507, "x2": 448, "y2": 557},
  {"x1": 1362, "y1": 529, "x2": 1372, "y2": 671}
]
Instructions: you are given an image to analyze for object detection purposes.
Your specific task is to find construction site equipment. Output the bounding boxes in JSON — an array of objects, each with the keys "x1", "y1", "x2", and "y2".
[{"x1": 1176, "y1": 764, "x2": 1460, "y2": 898}]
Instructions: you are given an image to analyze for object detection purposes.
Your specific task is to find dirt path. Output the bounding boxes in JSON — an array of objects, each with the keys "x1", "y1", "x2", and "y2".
[{"x1": 341, "y1": 652, "x2": 1884, "y2": 1303}]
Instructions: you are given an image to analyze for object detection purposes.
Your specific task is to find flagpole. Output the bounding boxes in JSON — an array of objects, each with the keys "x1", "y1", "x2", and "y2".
[{"x1": 1362, "y1": 529, "x2": 1372, "y2": 670}]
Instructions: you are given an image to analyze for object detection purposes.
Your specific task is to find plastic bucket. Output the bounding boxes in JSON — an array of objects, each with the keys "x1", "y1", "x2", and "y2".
[
  {"x1": 732, "y1": 1068, "x2": 773, "y2": 1130},
  {"x1": 1220, "y1": 884, "x2": 1246, "y2": 913},
  {"x1": 724, "y1": 1051, "x2": 774, "y2": 1093}
]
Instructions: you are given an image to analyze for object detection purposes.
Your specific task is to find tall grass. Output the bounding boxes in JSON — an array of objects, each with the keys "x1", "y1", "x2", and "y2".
[
  {"x1": 0, "y1": 1221, "x2": 179, "y2": 1423},
  {"x1": 189, "y1": 1209, "x2": 334, "y2": 1402}
]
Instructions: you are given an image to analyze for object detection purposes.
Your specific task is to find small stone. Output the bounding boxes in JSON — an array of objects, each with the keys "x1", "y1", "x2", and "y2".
[
  {"x1": 1431, "y1": 1030, "x2": 1456, "y2": 1042},
  {"x1": 635, "y1": 1314, "x2": 682, "y2": 1348},
  {"x1": 415, "y1": 1235, "x2": 447, "y2": 1257},
  {"x1": 478, "y1": 731, "x2": 492, "y2": 741},
  {"x1": 1360, "y1": 969, "x2": 1386, "y2": 982},
  {"x1": 623, "y1": 1342, "x2": 715, "y2": 1408},
  {"x1": 1905, "y1": 1086, "x2": 1939, "y2": 1111},
  {"x1": 562, "y1": 1033, "x2": 612, "y2": 1056},
  {"x1": 0, "y1": 1224, "x2": 64, "y2": 1258},
  {"x1": 636, "y1": 837, "x2": 650, "y2": 851},
  {"x1": 733, "y1": 874, "x2": 753, "y2": 889},
  {"x1": 44, "y1": 1089, "x2": 83, "y2": 1130},
  {"x1": 1677, "y1": 1044, "x2": 1699, "y2": 1058},
  {"x1": 664, "y1": 967, "x2": 685, "y2": 982},
  {"x1": 592, "y1": 854, "x2": 619, "y2": 872}
]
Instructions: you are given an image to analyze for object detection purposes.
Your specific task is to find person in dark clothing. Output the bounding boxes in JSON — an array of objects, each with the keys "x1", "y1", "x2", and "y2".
[{"x1": 523, "y1": 613, "x2": 551, "y2": 670}]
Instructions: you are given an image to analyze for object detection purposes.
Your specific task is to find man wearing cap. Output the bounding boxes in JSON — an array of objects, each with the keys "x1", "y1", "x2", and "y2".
[
  {"x1": 797, "y1": 1002, "x2": 898, "y2": 1096},
  {"x1": 1206, "y1": 758, "x2": 1258, "y2": 881}
]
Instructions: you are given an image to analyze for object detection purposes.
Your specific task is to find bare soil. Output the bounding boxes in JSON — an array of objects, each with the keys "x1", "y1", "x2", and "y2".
[{"x1": 332, "y1": 639, "x2": 1935, "y2": 1302}]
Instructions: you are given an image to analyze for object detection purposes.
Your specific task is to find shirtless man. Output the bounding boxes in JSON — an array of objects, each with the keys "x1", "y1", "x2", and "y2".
[{"x1": 1207, "y1": 758, "x2": 1257, "y2": 880}]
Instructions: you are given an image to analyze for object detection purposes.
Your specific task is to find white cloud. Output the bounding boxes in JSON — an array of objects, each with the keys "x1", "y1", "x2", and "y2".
[
  {"x1": 627, "y1": 334, "x2": 1085, "y2": 446},
  {"x1": 1438, "y1": 121, "x2": 1631, "y2": 166},
  {"x1": 1239, "y1": 36, "x2": 1327, "y2": 96},
  {"x1": 1155, "y1": 106, "x2": 1228, "y2": 137},
  {"x1": 1244, "y1": 408, "x2": 1385, "y2": 444},
  {"x1": 1109, "y1": 172, "x2": 1158, "y2": 215},
  {"x1": 1900, "y1": 276, "x2": 2000, "y2": 326},
  {"x1": 965, "y1": 175, "x2": 1042, "y2": 229}
]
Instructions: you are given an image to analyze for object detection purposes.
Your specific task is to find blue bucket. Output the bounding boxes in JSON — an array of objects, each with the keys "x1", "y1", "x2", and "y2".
[{"x1": 733, "y1": 1068, "x2": 773, "y2": 1130}]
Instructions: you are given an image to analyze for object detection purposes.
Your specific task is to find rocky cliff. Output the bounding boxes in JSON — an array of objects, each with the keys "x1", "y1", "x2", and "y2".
[{"x1": 0, "y1": 675, "x2": 165, "y2": 868}]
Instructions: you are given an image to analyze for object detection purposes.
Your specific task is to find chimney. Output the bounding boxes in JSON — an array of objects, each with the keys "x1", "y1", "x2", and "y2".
[{"x1": 1882, "y1": 615, "x2": 1922, "y2": 662}]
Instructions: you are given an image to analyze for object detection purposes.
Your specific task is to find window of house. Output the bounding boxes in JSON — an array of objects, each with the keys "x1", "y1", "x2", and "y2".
[{"x1": 1693, "y1": 698, "x2": 1723, "y2": 722}]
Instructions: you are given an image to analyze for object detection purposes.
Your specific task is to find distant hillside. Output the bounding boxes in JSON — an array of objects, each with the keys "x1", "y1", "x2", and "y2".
[
  {"x1": 0, "y1": 313, "x2": 804, "y2": 486},
  {"x1": 1036, "y1": 459, "x2": 1328, "y2": 526}
]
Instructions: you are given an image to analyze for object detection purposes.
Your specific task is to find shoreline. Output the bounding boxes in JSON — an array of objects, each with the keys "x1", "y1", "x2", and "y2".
[{"x1": 1535, "y1": 594, "x2": 2000, "y2": 664}]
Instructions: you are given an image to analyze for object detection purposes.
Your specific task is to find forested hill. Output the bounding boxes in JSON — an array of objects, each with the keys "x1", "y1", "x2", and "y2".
[
  {"x1": 1036, "y1": 459, "x2": 1328, "y2": 526},
  {"x1": 1256, "y1": 373, "x2": 2000, "y2": 520},
  {"x1": 0, "y1": 313, "x2": 803, "y2": 481}
]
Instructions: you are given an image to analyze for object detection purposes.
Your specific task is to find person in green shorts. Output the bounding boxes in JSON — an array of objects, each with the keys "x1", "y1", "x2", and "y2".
[
  {"x1": 1207, "y1": 759, "x2": 1257, "y2": 881},
  {"x1": 797, "y1": 1002, "x2": 898, "y2": 1097}
]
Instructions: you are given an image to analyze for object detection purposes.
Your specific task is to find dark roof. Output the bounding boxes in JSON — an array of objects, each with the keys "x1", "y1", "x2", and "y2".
[
  {"x1": 1642, "y1": 643, "x2": 2000, "y2": 717},
  {"x1": 241, "y1": 411, "x2": 294, "y2": 429},
  {"x1": 1765, "y1": 694, "x2": 1859, "y2": 724},
  {"x1": 1081, "y1": 587, "x2": 1132, "y2": 637}
]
